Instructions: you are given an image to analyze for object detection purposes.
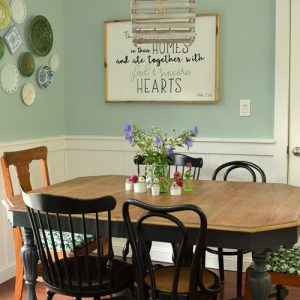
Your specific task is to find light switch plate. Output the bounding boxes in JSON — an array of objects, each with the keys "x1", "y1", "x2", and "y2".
[{"x1": 240, "y1": 99, "x2": 251, "y2": 117}]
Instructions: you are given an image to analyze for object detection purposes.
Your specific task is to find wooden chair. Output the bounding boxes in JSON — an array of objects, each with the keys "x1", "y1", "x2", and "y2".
[
  {"x1": 205, "y1": 160, "x2": 266, "y2": 299},
  {"x1": 0, "y1": 146, "x2": 99, "y2": 300},
  {"x1": 22, "y1": 190, "x2": 133, "y2": 300},
  {"x1": 123, "y1": 198, "x2": 221, "y2": 300},
  {"x1": 1, "y1": 146, "x2": 50, "y2": 300}
]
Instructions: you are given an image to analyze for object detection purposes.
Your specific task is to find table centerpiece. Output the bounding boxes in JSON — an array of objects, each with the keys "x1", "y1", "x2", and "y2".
[{"x1": 123, "y1": 123, "x2": 198, "y2": 193}]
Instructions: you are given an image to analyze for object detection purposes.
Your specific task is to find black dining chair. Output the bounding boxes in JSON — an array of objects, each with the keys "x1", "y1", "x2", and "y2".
[
  {"x1": 205, "y1": 160, "x2": 266, "y2": 299},
  {"x1": 22, "y1": 190, "x2": 133, "y2": 300},
  {"x1": 123, "y1": 198, "x2": 221, "y2": 300}
]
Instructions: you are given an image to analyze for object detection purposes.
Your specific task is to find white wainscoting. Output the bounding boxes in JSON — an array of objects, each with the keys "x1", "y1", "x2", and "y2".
[{"x1": 0, "y1": 135, "x2": 282, "y2": 284}]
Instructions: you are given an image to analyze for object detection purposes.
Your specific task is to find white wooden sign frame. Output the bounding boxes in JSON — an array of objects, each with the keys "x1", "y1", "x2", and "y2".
[{"x1": 104, "y1": 14, "x2": 219, "y2": 103}]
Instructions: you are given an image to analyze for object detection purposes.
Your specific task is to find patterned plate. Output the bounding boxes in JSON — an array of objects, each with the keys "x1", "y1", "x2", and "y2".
[
  {"x1": 11, "y1": 0, "x2": 27, "y2": 24},
  {"x1": 19, "y1": 52, "x2": 35, "y2": 77},
  {"x1": 0, "y1": 0, "x2": 11, "y2": 30},
  {"x1": 38, "y1": 65, "x2": 53, "y2": 89},
  {"x1": 28, "y1": 15, "x2": 53, "y2": 56},
  {"x1": 5, "y1": 25, "x2": 22, "y2": 54},
  {"x1": 0, "y1": 63, "x2": 19, "y2": 94},
  {"x1": 0, "y1": 35, "x2": 4, "y2": 59}
]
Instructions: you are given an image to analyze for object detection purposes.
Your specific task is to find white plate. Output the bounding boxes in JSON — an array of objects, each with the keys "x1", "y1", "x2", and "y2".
[
  {"x1": 22, "y1": 82, "x2": 35, "y2": 105},
  {"x1": 1, "y1": 63, "x2": 19, "y2": 94},
  {"x1": 38, "y1": 65, "x2": 53, "y2": 89},
  {"x1": 11, "y1": 0, "x2": 26, "y2": 24},
  {"x1": 49, "y1": 53, "x2": 60, "y2": 72}
]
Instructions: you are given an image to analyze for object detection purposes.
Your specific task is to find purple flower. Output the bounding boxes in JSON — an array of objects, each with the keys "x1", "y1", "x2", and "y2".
[
  {"x1": 123, "y1": 123, "x2": 133, "y2": 136},
  {"x1": 166, "y1": 147, "x2": 175, "y2": 156},
  {"x1": 155, "y1": 136, "x2": 162, "y2": 148},
  {"x1": 123, "y1": 123, "x2": 134, "y2": 144},
  {"x1": 193, "y1": 126, "x2": 198, "y2": 136},
  {"x1": 184, "y1": 137, "x2": 193, "y2": 149}
]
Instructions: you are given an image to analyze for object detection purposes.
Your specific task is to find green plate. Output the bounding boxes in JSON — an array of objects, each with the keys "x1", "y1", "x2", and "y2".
[
  {"x1": 0, "y1": 36, "x2": 4, "y2": 59},
  {"x1": 19, "y1": 52, "x2": 35, "y2": 76},
  {"x1": 28, "y1": 15, "x2": 53, "y2": 56}
]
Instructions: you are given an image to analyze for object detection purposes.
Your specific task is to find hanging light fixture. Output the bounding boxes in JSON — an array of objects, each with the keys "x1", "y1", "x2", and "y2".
[{"x1": 131, "y1": 0, "x2": 196, "y2": 45}]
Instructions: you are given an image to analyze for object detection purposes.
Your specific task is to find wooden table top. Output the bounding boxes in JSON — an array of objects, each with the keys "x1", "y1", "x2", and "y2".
[{"x1": 6, "y1": 175, "x2": 300, "y2": 234}]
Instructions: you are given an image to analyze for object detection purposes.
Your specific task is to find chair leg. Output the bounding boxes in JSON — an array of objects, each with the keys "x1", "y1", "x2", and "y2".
[
  {"x1": 13, "y1": 228, "x2": 24, "y2": 300},
  {"x1": 243, "y1": 268, "x2": 252, "y2": 300},
  {"x1": 121, "y1": 239, "x2": 130, "y2": 261},
  {"x1": 46, "y1": 290, "x2": 55, "y2": 300},
  {"x1": 236, "y1": 250, "x2": 243, "y2": 298},
  {"x1": 217, "y1": 248, "x2": 224, "y2": 281}
]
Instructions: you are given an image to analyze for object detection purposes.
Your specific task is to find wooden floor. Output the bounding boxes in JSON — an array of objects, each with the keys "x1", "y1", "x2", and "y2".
[{"x1": 1, "y1": 270, "x2": 300, "y2": 299}]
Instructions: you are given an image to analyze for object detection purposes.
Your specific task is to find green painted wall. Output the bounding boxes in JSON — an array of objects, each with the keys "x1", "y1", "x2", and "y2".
[
  {"x1": 63, "y1": 0, "x2": 275, "y2": 139},
  {"x1": 0, "y1": 0, "x2": 65, "y2": 142},
  {"x1": 0, "y1": 0, "x2": 275, "y2": 142}
]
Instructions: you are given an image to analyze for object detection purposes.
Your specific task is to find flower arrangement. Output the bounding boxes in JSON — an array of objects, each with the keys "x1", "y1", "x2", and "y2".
[
  {"x1": 170, "y1": 171, "x2": 183, "y2": 195},
  {"x1": 183, "y1": 162, "x2": 193, "y2": 191},
  {"x1": 123, "y1": 123, "x2": 198, "y2": 165},
  {"x1": 128, "y1": 175, "x2": 145, "y2": 183},
  {"x1": 127, "y1": 175, "x2": 147, "y2": 193},
  {"x1": 184, "y1": 162, "x2": 193, "y2": 179},
  {"x1": 173, "y1": 171, "x2": 183, "y2": 188}
]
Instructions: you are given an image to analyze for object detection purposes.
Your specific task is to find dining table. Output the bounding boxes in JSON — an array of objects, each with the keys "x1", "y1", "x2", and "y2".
[{"x1": 3, "y1": 175, "x2": 300, "y2": 300}]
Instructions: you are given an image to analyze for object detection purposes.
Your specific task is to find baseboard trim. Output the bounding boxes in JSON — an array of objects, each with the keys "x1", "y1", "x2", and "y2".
[
  {"x1": 0, "y1": 262, "x2": 15, "y2": 284},
  {"x1": 112, "y1": 239, "x2": 252, "y2": 272}
]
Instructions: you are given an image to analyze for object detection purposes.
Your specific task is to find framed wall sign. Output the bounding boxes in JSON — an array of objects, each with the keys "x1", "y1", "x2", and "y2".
[{"x1": 104, "y1": 14, "x2": 219, "y2": 103}]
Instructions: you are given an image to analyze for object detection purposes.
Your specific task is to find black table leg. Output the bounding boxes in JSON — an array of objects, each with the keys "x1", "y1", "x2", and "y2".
[
  {"x1": 249, "y1": 249, "x2": 271, "y2": 300},
  {"x1": 21, "y1": 227, "x2": 38, "y2": 300}
]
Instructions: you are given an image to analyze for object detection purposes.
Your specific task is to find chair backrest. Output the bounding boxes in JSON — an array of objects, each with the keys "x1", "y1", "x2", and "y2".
[
  {"x1": 123, "y1": 198, "x2": 211, "y2": 299},
  {"x1": 1, "y1": 146, "x2": 50, "y2": 197},
  {"x1": 22, "y1": 190, "x2": 116, "y2": 294},
  {"x1": 212, "y1": 161, "x2": 266, "y2": 182},
  {"x1": 134, "y1": 153, "x2": 203, "y2": 179}
]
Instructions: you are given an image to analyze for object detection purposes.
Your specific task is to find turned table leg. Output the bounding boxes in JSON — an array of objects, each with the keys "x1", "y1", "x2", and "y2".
[
  {"x1": 249, "y1": 250, "x2": 271, "y2": 300},
  {"x1": 21, "y1": 227, "x2": 38, "y2": 300}
]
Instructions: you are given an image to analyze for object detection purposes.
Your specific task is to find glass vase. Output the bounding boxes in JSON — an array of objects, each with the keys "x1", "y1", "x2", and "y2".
[
  {"x1": 152, "y1": 164, "x2": 169, "y2": 193},
  {"x1": 184, "y1": 178, "x2": 193, "y2": 192}
]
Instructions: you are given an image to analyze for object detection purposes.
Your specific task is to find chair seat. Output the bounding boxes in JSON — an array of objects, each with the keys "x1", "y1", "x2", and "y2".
[
  {"x1": 144, "y1": 266, "x2": 219, "y2": 294},
  {"x1": 40, "y1": 230, "x2": 95, "y2": 252},
  {"x1": 249, "y1": 245, "x2": 300, "y2": 275},
  {"x1": 43, "y1": 256, "x2": 133, "y2": 297}
]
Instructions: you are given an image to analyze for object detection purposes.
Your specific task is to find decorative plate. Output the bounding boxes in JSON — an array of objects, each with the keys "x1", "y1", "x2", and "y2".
[
  {"x1": 28, "y1": 15, "x2": 53, "y2": 56},
  {"x1": 22, "y1": 83, "x2": 36, "y2": 105},
  {"x1": 0, "y1": 63, "x2": 19, "y2": 94},
  {"x1": 5, "y1": 25, "x2": 22, "y2": 54},
  {"x1": 0, "y1": 0, "x2": 11, "y2": 30},
  {"x1": 19, "y1": 52, "x2": 35, "y2": 77},
  {"x1": 38, "y1": 65, "x2": 53, "y2": 89},
  {"x1": 49, "y1": 54, "x2": 60, "y2": 72},
  {"x1": 0, "y1": 36, "x2": 5, "y2": 59},
  {"x1": 11, "y1": 0, "x2": 27, "y2": 24}
]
